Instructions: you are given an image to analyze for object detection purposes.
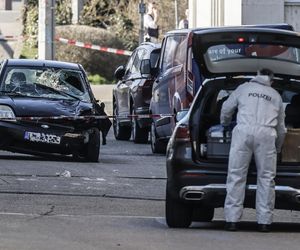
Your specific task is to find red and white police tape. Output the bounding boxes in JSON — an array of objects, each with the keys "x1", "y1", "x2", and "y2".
[
  {"x1": 55, "y1": 37, "x2": 132, "y2": 56},
  {"x1": 1, "y1": 35, "x2": 132, "y2": 56},
  {"x1": 0, "y1": 114, "x2": 174, "y2": 122}
]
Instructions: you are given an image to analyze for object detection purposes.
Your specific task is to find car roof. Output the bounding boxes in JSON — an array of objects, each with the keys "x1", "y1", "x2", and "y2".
[
  {"x1": 5, "y1": 59, "x2": 81, "y2": 70},
  {"x1": 165, "y1": 23, "x2": 294, "y2": 36},
  {"x1": 138, "y1": 42, "x2": 161, "y2": 50}
]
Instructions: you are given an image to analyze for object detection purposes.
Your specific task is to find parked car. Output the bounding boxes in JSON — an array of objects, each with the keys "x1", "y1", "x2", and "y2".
[
  {"x1": 113, "y1": 42, "x2": 161, "y2": 143},
  {"x1": 0, "y1": 59, "x2": 111, "y2": 162},
  {"x1": 150, "y1": 23, "x2": 294, "y2": 154},
  {"x1": 165, "y1": 27, "x2": 300, "y2": 227}
]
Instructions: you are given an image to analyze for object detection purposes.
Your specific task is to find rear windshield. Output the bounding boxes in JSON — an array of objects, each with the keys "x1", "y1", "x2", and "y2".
[{"x1": 207, "y1": 43, "x2": 300, "y2": 64}]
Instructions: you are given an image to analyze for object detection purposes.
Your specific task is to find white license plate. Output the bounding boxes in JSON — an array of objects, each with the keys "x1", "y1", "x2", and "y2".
[{"x1": 24, "y1": 132, "x2": 61, "y2": 145}]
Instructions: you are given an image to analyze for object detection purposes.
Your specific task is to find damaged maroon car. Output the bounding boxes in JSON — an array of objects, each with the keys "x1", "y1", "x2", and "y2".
[{"x1": 0, "y1": 59, "x2": 111, "y2": 162}]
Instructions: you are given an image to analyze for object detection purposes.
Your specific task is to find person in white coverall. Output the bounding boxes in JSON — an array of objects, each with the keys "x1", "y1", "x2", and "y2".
[{"x1": 220, "y1": 68, "x2": 286, "y2": 232}]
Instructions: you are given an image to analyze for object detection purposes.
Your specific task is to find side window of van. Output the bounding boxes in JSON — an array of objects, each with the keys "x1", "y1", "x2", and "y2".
[{"x1": 161, "y1": 35, "x2": 186, "y2": 73}]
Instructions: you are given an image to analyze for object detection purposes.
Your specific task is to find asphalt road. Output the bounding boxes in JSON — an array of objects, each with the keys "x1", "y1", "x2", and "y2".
[{"x1": 1, "y1": 131, "x2": 300, "y2": 250}]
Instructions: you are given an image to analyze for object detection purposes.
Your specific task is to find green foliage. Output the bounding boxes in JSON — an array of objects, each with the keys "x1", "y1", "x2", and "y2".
[
  {"x1": 88, "y1": 74, "x2": 109, "y2": 85},
  {"x1": 23, "y1": 4, "x2": 38, "y2": 48},
  {"x1": 56, "y1": 0, "x2": 72, "y2": 25},
  {"x1": 79, "y1": 0, "x2": 138, "y2": 50},
  {"x1": 55, "y1": 25, "x2": 128, "y2": 81},
  {"x1": 20, "y1": 43, "x2": 38, "y2": 59},
  {"x1": 79, "y1": 0, "x2": 114, "y2": 28},
  {"x1": 22, "y1": 0, "x2": 72, "y2": 49}
]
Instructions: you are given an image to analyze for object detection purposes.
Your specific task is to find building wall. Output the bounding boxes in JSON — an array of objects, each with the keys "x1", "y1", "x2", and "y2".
[
  {"x1": 285, "y1": 1, "x2": 300, "y2": 31},
  {"x1": 224, "y1": 0, "x2": 242, "y2": 25},
  {"x1": 188, "y1": 0, "x2": 300, "y2": 30},
  {"x1": 242, "y1": 0, "x2": 284, "y2": 24}
]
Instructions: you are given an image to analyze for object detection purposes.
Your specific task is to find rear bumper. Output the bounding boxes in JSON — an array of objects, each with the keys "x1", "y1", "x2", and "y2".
[
  {"x1": 178, "y1": 183, "x2": 300, "y2": 210},
  {"x1": 180, "y1": 184, "x2": 300, "y2": 202}
]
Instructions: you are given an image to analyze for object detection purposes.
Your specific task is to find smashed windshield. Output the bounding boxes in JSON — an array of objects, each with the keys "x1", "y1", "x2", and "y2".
[
  {"x1": 0, "y1": 67, "x2": 90, "y2": 102},
  {"x1": 206, "y1": 43, "x2": 300, "y2": 64}
]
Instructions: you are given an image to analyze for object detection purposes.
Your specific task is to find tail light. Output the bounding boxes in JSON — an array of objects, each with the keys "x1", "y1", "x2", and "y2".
[{"x1": 174, "y1": 124, "x2": 190, "y2": 142}]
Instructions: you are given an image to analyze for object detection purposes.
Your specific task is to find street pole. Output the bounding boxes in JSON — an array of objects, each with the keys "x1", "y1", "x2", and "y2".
[
  {"x1": 38, "y1": 0, "x2": 55, "y2": 60},
  {"x1": 139, "y1": 0, "x2": 146, "y2": 44},
  {"x1": 72, "y1": 0, "x2": 84, "y2": 24},
  {"x1": 175, "y1": 0, "x2": 178, "y2": 29}
]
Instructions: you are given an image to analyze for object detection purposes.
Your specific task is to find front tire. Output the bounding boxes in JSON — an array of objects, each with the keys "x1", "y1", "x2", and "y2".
[
  {"x1": 165, "y1": 190, "x2": 192, "y2": 228},
  {"x1": 84, "y1": 128, "x2": 100, "y2": 162},
  {"x1": 113, "y1": 101, "x2": 131, "y2": 140}
]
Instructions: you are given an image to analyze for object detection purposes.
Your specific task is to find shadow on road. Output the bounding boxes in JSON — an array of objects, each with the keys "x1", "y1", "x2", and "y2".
[
  {"x1": 190, "y1": 220, "x2": 300, "y2": 232},
  {"x1": 0, "y1": 153, "x2": 83, "y2": 163}
]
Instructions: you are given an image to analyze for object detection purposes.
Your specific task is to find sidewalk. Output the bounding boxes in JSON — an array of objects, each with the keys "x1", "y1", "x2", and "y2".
[
  {"x1": 0, "y1": 10, "x2": 23, "y2": 59},
  {"x1": 91, "y1": 84, "x2": 114, "y2": 115}
]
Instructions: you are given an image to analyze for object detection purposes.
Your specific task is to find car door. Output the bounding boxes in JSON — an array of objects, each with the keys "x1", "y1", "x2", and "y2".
[
  {"x1": 129, "y1": 48, "x2": 147, "y2": 109},
  {"x1": 151, "y1": 34, "x2": 187, "y2": 139},
  {"x1": 115, "y1": 50, "x2": 137, "y2": 116}
]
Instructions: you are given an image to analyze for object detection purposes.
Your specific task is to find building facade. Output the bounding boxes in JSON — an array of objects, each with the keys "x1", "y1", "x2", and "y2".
[{"x1": 188, "y1": 0, "x2": 300, "y2": 31}]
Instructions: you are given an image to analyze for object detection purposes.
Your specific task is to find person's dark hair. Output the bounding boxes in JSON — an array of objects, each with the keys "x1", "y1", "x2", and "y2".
[{"x1": 259, "y1": 68, "x2": 274, "y2": 80}]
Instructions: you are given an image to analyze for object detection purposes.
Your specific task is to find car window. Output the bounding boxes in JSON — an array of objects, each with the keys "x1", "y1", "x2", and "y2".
[
  {"x1": 206, "y1": 44, "x2": 300, "y2": 63},
  {"x1": 0, "y1": 67, "x2": 91, "y2": 102},
  {"x1": 150, "y1": 49, "x2": 160, "y2": 68},
  {"x1": 161, "y1": 35, "x2": 187, "y2": 72},
  {"x1": 131, "y1": 49, "x2": 146, "y2": 74},
  {"x1": 125, "y1": 51, "x2": 137, "y2": 75}
]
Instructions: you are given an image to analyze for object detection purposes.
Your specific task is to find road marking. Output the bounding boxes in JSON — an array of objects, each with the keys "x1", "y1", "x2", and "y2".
[{"x1": 0, "y1": 212, "x2": 165, "y2": 220}]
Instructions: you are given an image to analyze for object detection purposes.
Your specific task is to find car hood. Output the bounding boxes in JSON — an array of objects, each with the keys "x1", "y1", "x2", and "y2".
[
  {"x1": 0, "y1": 95, "x2": 93, "y2": 117},
  {"x1": 193, "y1": 28, "x2": 300, "y2": 79}
]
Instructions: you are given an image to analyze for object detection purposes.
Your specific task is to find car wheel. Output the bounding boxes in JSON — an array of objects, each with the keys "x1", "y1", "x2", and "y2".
[
  {"x1": 113, "y1": 100, "x2": 131, "y2": 140},
  {"x1": 83, "y1": 128, "x2": 100, "y2": 162},
  {"x1": 150, "y1": 121, "x2": 166, "y2": 154},
  {"x1": 192, "y1": 206, "x2": 214, "y2": 222},
  {"x1": 132, "y1": 109, "x2": 149, "y2": 144},
  {"x1": 165, "y1": 190, "x2": 192, "y2": 228}
]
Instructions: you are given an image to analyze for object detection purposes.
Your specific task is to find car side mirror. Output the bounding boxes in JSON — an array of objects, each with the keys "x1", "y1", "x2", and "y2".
[
  {"x1": 114, "y1": 65, "x2": 125, "y2": 80},
  {"x1": 140, "y1": 59, "x2": 151, "y2": 75},
  {"x1": 175, "y1": 109, "x2": 189, "y2": 122}
]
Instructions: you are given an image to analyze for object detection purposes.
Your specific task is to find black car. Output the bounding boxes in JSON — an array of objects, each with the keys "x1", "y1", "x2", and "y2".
[
  {"x1": 166, "y1": 27, "x2": 300, "y2": 227},
  {"x1": 113, "y1": 42, "x2": 160, "y2": 143},
  {"x1": 0, "y1": 59, "x2": 111, "y2": 162}
]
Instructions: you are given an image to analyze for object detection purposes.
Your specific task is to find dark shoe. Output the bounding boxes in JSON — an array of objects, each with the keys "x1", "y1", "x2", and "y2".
[
  {"x1": 225, "y1": 222, "x2": 238, "y2": 231},
  {"x1": 257, "y1": 224, "x2": 271, "y2": 232}
]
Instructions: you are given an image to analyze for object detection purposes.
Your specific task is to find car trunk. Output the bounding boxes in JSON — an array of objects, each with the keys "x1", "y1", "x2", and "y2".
[
  {"x1": 190, "y1": 77, "x2": 300, "y2": 171},
  {"x1": 189, "y1": 28, "x2": 300, "y2": 168}
]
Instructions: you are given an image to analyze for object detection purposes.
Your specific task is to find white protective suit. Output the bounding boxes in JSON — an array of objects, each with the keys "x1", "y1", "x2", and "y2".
[{"x1": 220, "y1": 74, "x2": 286, "y2": 224}]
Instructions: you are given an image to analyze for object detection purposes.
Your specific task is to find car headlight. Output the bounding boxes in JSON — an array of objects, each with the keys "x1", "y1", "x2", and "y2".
[{"x1": 0, "y1": 105, "x2": 16, "y2": 121}]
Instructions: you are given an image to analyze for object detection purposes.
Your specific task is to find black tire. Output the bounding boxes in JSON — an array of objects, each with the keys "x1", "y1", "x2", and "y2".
[
  {"x1": 132, "y1": 109, "x2": 149, "y2": 144},
  {"x1": 150, "y1": 121, "x2": 166, "y2": 154},
  {"x1": 113, "y1": 100, "x2": 131, "y2": 140},
  {"x1": 192, "y1": 205, "x2": 214, "y2": 222},
  {"x1": 165, "y1": 190, "x2": 192, "y2": 228},
  {"x1": 83, "y1": 128, "x2": 100, "y2": 162}
]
